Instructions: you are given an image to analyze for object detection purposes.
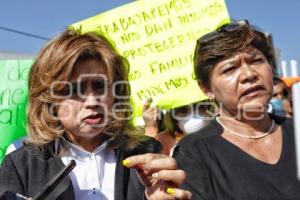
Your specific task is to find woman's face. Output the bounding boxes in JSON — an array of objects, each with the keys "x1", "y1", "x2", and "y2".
[
  {"x1": 56, "y1": 59, "x2": 114, "y2": 141},
  {"x1": 273, "y1": 82, "x2": 287, "y2": 100},
  {"x1": 207, "y1": 46, "x2": 273, "y2": 118}
]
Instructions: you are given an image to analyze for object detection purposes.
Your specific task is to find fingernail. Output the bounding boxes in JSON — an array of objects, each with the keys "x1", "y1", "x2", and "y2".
[
  {"x1": 152, "y1": 172, "x2": 159, "y2": 179},
  {"x1": 167, "y1": 188, "x2": 176, "y2": 195},
  {"x1": 122, "y1": 159, "x2": 130, "y2": 167}
]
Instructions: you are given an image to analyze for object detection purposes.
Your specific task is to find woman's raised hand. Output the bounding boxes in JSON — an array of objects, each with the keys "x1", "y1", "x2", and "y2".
[{"x1": 123, "y1": 153, "x2": 192, "y2": 200}]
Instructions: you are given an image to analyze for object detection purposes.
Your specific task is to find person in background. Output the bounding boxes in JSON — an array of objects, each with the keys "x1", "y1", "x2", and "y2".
[
  {"x1": 142, "y1": 98, "x2": 163, "y2": 138},
  {"x1": 0, "y1": 29, "x2": 192, "y2": 200},
  {"x1": 143, "y1": 99, "x2": 212, "y2": 155},
  {"x1": 173, "y1": 19, "x2": 300, "y2": 199},
  {"x1": 269, "y1": 76, "x2": 293, "y2": 117},
  {"x1": 272, "y1": 77, "x2": 289, "y2": 99}
]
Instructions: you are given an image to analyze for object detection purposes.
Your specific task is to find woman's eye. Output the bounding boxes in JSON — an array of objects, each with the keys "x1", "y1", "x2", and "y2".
[
  {"x1": 71, "y1": 82, "x2": 85, "y2": 97},
  {"x1": 252, "y1": 57, "x2": 264, "y2": 63},
  {"x1": 222, "y1": 66, "x2": 235, "y2": 74},
  {"x1": 93, "y1": 80, "x2": 107, "y2": 93},
  {"x1": 60, "y1": 83, "x2": 79, "y2": 97},
  {"x1": 69, "y1": 83, "x2": 81, "y2": 97},
  {"x1": 60, "y1": 87, "x2": 70, "y2": 96}
]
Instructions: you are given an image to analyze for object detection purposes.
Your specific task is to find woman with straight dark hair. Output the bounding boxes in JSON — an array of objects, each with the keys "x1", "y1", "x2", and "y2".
[{"x1": 173, "y1": 20, "x2": 300, "y2": 200}]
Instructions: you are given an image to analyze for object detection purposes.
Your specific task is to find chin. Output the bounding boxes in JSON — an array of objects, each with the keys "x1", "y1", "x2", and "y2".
[
  {"x1": 79, "y1": 127, "x2": 105, "y2": 136},
  {"x1": 238, "y1": 101, "x2": 268, "y2": 120},
  {"x1": 241, "y1": 95, "x2": 269, "y2": 108}
]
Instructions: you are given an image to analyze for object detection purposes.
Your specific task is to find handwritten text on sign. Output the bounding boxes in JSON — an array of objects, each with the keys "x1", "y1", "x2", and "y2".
[
  {"x1": 0, "y1": 60, "x2": 32, "y2": 162},
  {"x1": 70, "y1": 0, "x2": 230, "y2": 122}
]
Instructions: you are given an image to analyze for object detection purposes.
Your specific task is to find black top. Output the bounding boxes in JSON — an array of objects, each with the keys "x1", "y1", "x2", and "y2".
[
  {"x1": 0, "y1": 137, "x2": 161, "y2": 200},
  {"x1": 173, "y1": 115, "x2": 300, "y2": 200}
]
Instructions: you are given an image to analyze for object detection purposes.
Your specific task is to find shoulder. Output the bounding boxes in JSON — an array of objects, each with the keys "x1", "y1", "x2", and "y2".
[
  {"x1": 282, "y1": 117, "x2": 294, "y2": 130},
  {"x1": 5, "y1": 137, "x2": 27, "y2": 155},
  {"x1": 270, "y1": 114, "x2": 293, "y2": 133},
  {"x1": 0, "y1": 144, "x2": 48, "y2": 189},
  {"x1": 3, "y1": 142, "x2": 56, "y2": 168},
  {"x1": 280, "y1": 116, "x2": 294, "y2": 139},
  {"x1": 177, "y1": 119, "x2": 222, "y2": 147},
  {"x1": 173, "y1": 119, "x2": 222, "y2": 163},
  {"x1": 1, "y1": 141, "x2": 63, "y2": 181},
  {"x1": 281, "y1": 116, "x2": 293, "y2": 126},
  {"x1": 5, "y1": 143, "x2": 41, "y2": 161}
]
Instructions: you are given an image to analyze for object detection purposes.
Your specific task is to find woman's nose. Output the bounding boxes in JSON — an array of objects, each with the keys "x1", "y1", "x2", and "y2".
[
  {"x1": 83, "y1": 92, "x2": 100, "y2": 108},
  {"x1": 239, "y1": 63, "x2": 258, "y2": 83}
]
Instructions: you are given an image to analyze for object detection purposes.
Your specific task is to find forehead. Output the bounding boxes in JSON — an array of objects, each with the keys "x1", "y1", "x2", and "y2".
[
  {"x1": 212, "y1": 46, "x2": 265, "y2": 71},
  {"x1": 225, "y1": 46, "x2": 265, "y2": 61},
  {"x1": 70, "y1": 59, "x2": 108, "y2": 81}
]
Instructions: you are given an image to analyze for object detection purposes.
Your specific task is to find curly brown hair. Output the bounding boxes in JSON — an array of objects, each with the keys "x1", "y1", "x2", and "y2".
[{"x1": 27, "y1": 29, "x2": 142, "y2": 148}]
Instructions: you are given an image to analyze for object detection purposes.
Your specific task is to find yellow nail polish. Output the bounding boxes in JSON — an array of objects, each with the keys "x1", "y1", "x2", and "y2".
[
  {"x1": 167, "y1": 188, "x2": 176, "y2": 195},
  {"x1": 122, "y1": 159, "x2": 130, "y2": 167}
]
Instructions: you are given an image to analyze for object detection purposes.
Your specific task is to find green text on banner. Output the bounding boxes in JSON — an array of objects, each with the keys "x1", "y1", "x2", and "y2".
[{"x1": 0, "y1": 60, "x2": 33, "y2": 162}]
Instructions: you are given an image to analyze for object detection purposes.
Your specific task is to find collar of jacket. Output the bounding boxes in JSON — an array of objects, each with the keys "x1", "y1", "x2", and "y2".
[{"x1": 39, "y1": 136, "x2": 161, "y2": 200}]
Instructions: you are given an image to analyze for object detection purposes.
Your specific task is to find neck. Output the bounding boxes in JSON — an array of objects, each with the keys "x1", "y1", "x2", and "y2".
[{"x1": 218, "y1": 111, "x2": 273, "y2": 137}]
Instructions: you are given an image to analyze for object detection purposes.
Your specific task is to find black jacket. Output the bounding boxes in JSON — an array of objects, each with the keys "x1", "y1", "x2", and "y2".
[{"x1": 0, "y1": 138, "x2": 161, "y2": 200}]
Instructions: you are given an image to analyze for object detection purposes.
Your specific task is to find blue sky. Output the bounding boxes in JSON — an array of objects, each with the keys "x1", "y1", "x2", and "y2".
[{"x1": 0, "y1": 0, "x2": 299, "y2": 69}]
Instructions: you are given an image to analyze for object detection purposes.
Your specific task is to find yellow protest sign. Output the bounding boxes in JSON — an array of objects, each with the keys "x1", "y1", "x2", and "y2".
[{"x1": 70, "y1": 0, "x2": 230, "y2": 124}]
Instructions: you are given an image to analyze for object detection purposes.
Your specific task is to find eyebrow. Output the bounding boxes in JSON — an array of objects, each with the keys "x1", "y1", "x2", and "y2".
[
  {"x1": 217, "y1": 59, "x2": 236, "y2": 70},
  {"x1": 246, "y1": 52, "x2": 259, "y2": 59},
  {"x1": 245, "y1": 48, "x2": 265, "y2": 57}
]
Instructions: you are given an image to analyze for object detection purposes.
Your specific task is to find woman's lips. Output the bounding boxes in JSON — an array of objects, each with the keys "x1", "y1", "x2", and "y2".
[
  {"x1": 241, "y1": 85, "x2": 265, "y2": 98},
  {"x1": 83, "y1": 113, "x2": 103, "y2": 125}
]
